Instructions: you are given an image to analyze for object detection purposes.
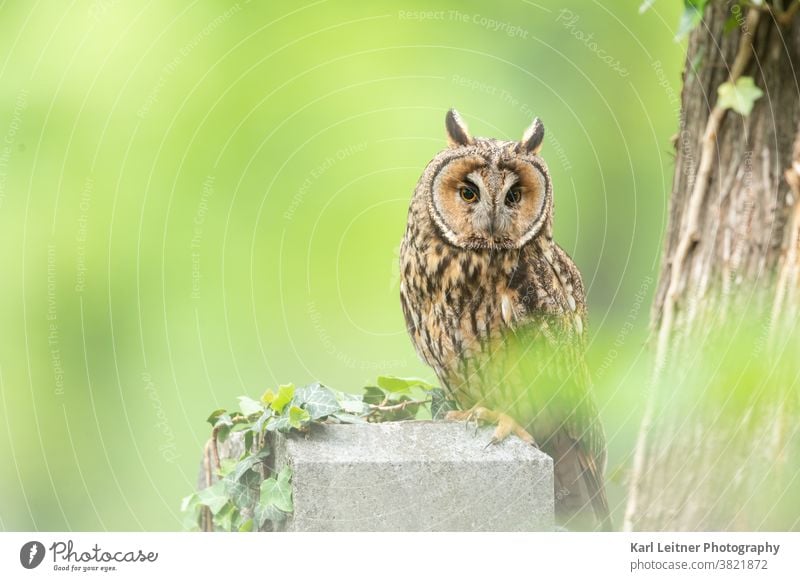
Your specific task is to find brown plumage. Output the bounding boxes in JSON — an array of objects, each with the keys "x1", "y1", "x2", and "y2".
[{"x1": 399, "y1": 109, "x2": 611, "y2": 531}]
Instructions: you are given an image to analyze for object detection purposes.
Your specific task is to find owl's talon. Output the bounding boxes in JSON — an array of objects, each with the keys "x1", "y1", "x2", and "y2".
[
  {"x1": 447, "y1": 405, "x2": 537, "y2": 447},
  {"x1": 445, "y1": 406, "x2": 481, "y2": 433}
]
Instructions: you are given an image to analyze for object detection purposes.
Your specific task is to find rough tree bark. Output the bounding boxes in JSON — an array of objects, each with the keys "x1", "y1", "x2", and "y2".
[{"x1": 625, "y1": 1, "x2": 800, "y2": 531}]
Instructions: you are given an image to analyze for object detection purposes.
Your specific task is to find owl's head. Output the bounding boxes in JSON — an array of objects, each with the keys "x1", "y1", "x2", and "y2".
[{"x1": 418, "y1": 109, "x2": 552, "y2": 250}]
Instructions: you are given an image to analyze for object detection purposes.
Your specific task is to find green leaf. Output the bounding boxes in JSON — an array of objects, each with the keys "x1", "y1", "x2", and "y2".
[
  {"x1": 288, "y1": 405, "x2": 311, "y2": 429},
  {"x1": 231, "y1": 447, "x2": 270, "y2": 482},
  {"x1": 260, "y1": 468, "x2": 293, "y2": 513},
  {"x1": 206, "y1": 408, "x2": 227, "y2": 426},
  {"x1": 263, "y1": 383, "x2": 295, "y2": 413},
  {"x1": 180, "y1": 493, "x2": 201, "y2": 531},
  {"x1": 255, "y1": 501, "x2": 286, "y2": 529},
  {"x1": 717, "y1": 77, "x2": 763, "y2": 116},
  {"x1": 212, "y1": 412, "x2": 234, "y2": 444},
  {"x1": 224, "y1": 470, "x2": 260, "y2": 510},
  {"x1": 376, "y1": 375, "x2": 434, "y2": 393},
  {"x1": 430, "y1": 388, "x2": 458, "y2": 420},
  {"x1": 216, "y1": 424, "x2": 232, "y2": 443},
  {"x1": 214, "y1": 412, "x2": 233, "y2": 425},
  {"x1": 383, "y1": 400, "x2": 420, "y2": 421},
  {"x1": 238, "y1": 396, "x2": 263, "y2": 417},
  {"x1": 219, "y1": 457, "x2": 237, "y2": 477},
  {"x1": 294, "y1": 382, "x2": 340, "y2": 419},
  {"x1": 253, "y1": 410, "x2": 273, "y2": 434},
  {"x1": 362, "y1": 386, "x2": 386, "y2": 405},
  {"x1": 214, "y1": 502, "x2": 237, "y2": 531},
  {"x1": 331, "y1": 412, "x2": 369, "y2": 424},
  {"x1": 276, "y1": 466, "x2": 291, "y2": 488},
  {"x1": 180, "y1": 493, "x2": 198, "y2": 513},
  {"x1": 238, "y1": 518, "x2": 254, "y2": 532},
  {"x1": 266, "y1": 414, "x2": 289, "y2": 432},
  {"x1": 336, "y1": 391, "x2": 367, "y2": 415},
  {"x1": 196, "y1": 480, "x2": 229, "y2": 515},
  {"x1": 675, "y1": 0, "x2": 708, "y2": 41}
]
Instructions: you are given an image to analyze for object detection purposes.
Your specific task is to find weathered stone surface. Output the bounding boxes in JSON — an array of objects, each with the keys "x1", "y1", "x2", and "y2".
[{"x1": 271, "y1": 421, "x2": 553, "y2": 531}]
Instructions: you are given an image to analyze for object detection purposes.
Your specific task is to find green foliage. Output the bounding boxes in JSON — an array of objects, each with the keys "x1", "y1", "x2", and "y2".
[
  {"x1": 262, "y1": 384, "x2": 296, "y2": 414},
  {"x1": 675, "y1": 0, "x2": 709, "y2": 41},
  {"x1": 641, "y1": 0, "x2": 708, "y2": 40},
  {"x1": 376, "y1": 375, "x2": 434, "y2": 392},
  {"x1": 717, "y1": 76, "x2": 764, "y2": 116},
  {"x1": 182, "y1": 377, "x2": 451, "y2": 531}
]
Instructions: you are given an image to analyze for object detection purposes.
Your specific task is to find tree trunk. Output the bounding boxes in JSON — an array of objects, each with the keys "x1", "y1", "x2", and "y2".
[{"x1": 625, "y1": 1, "x2": 800, "y2": 531}]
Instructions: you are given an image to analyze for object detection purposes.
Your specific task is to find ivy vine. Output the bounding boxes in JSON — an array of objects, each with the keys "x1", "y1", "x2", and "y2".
[{"x1": 181, "y1": 377, "x2": 453, "y2": 532}]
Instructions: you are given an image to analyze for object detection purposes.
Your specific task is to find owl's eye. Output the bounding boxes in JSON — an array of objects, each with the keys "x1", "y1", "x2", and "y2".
[
  {"x1": 505, "y1": 187, "x2": 522, "y2": 206},
  {"x1": 459, "y1": 185, "x2": 479, "y2": 203}
]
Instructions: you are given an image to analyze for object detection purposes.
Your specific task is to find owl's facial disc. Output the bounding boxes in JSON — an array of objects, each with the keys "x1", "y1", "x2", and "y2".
[{"x1": 431, "y1": 152, "x2": 548, "y2": 250}]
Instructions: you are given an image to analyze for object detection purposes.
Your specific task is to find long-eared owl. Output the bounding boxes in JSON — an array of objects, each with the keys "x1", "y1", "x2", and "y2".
[{"x1": 399, "y1": 109, "x2": 610, "y2": 531}]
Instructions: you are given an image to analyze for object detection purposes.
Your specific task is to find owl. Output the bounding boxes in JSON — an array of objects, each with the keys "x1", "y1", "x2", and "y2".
[{"x1": 399, "y1": 109, "x2": 610, "y2": 531}]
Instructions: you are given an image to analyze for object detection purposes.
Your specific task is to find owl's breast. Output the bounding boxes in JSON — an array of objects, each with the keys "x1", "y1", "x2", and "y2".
[{"x1": 400, "y1": 242, "x2": 522, "y2": 384}]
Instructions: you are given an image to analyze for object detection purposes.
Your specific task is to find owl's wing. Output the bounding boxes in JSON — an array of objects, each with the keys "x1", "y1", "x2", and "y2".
[
  {"x1": 508, "y1": 316, "x2": 610, "y2": 530},
  {"x1": 505, "y1": 248, "x2": 611, "y2": 530}
]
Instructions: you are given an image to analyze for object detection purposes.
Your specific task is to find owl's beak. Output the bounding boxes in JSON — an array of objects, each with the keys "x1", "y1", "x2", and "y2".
[{"x1": 488, "y1": 212, "x2": 508, "y2": 238}]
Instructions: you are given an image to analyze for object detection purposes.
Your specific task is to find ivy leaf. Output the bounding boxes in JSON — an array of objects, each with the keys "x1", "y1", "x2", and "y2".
[
  {"x1": 216, "y1": 426, "x2": 231, "y2": 443},
  {"x1": 362, "y1": 386, "x2": 386, "y2": 406},
  {"x1": 224, "y1": 470, "x2": 260, "y2": 510},
  {"x1": 331, "y1": 412, "x2": 369, "y2": 424},
  {"x1": 266, "y1": 414, "x2": 289, "y2": 432},
  {"x1": 294, "y1": 382, "x2": 340, "y2": 419},
  {"x1": 196, "y1": 480, "x2": 229, "y2": 515},
  {"x1": 212, "y1": 413, "x2": 233, "y2": 428},
  {"x1": 336, "y1": 391, "x2": 367, "y2": 415},
  {"x1": 717, "y1": 77, "x2": 763, "y2": 116},
  {"x1": 276, "y1": 465, "x2": 291, "y2": 487},
  {"x1": 232, "y1": 447, "x2": 270, "y2": 482},
  {"x1": 213, "y1": 413, "x2": 234, "y2": 443},
  {"x1": 206, "y1": 409, "x2": 227, "y2": 426},
  {"x1": 376, "y1": 375, "x2": 434, "y2": 393},
  {"x1": 263, "y1": 384, "x2": 295, "y2": 413},
  {"x1": 238, "y1": 518, "x2": 254, "y2": 532},
  {"x1": 288, "y1": 405, "x2": 311, "y2": 429},
  {"x1": 238, "y1": 396, "x2": 263, "y2": 417},
  {"x1": 260, "y1": 468, "x2": 293, "y2": 513},
  {"x1": 180, "y1": 493, "x2": 201, "y2": 530},
  {"x1": 252, "y1": 410, "x2": 273, "y2": 434},
  {"x1": 267, "y1": 406, "x2": 308, "y2": 432},
  {"x1": 215, "y1": 502, "x2": 238, "y2": 531},
  {"x1": 180, "y1": 493, "x2": 197, "y2": 513},
  {"x1": 255, "y1": 502, "x2": 286, "y2": 529},
  {"x1": 219, "y1": 458, "x2": 237, "y2": 477},
  {"x1": 430, "y1": 388, "x2": 458, "y2": 420},
  {"x1": 675, "y1": 0, "x2": 708, "y2": 41}
]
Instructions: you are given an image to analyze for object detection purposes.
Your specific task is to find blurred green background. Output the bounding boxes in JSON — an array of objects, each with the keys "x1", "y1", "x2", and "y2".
[{"x1": 0, "y1": 0, "x2": 683, "y2": 530}]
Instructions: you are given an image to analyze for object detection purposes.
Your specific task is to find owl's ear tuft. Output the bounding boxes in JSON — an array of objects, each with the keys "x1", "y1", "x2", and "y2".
[
  {"x1": 519, "y1": 117, "x2": 545, "y2": 154},
  {"x1": 445, "y1": 109, "x2": 473, "y2": 147}
]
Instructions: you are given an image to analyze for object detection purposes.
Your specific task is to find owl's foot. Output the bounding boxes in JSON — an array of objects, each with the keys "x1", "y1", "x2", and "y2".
[{"x1": 445, "y1": 406, "x2": 537, "y2": 447}]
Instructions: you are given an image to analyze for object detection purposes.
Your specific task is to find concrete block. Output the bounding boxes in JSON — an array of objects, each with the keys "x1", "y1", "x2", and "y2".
[{"x1": 272, "y1": 420, "x2": 553, "y2": 531}]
